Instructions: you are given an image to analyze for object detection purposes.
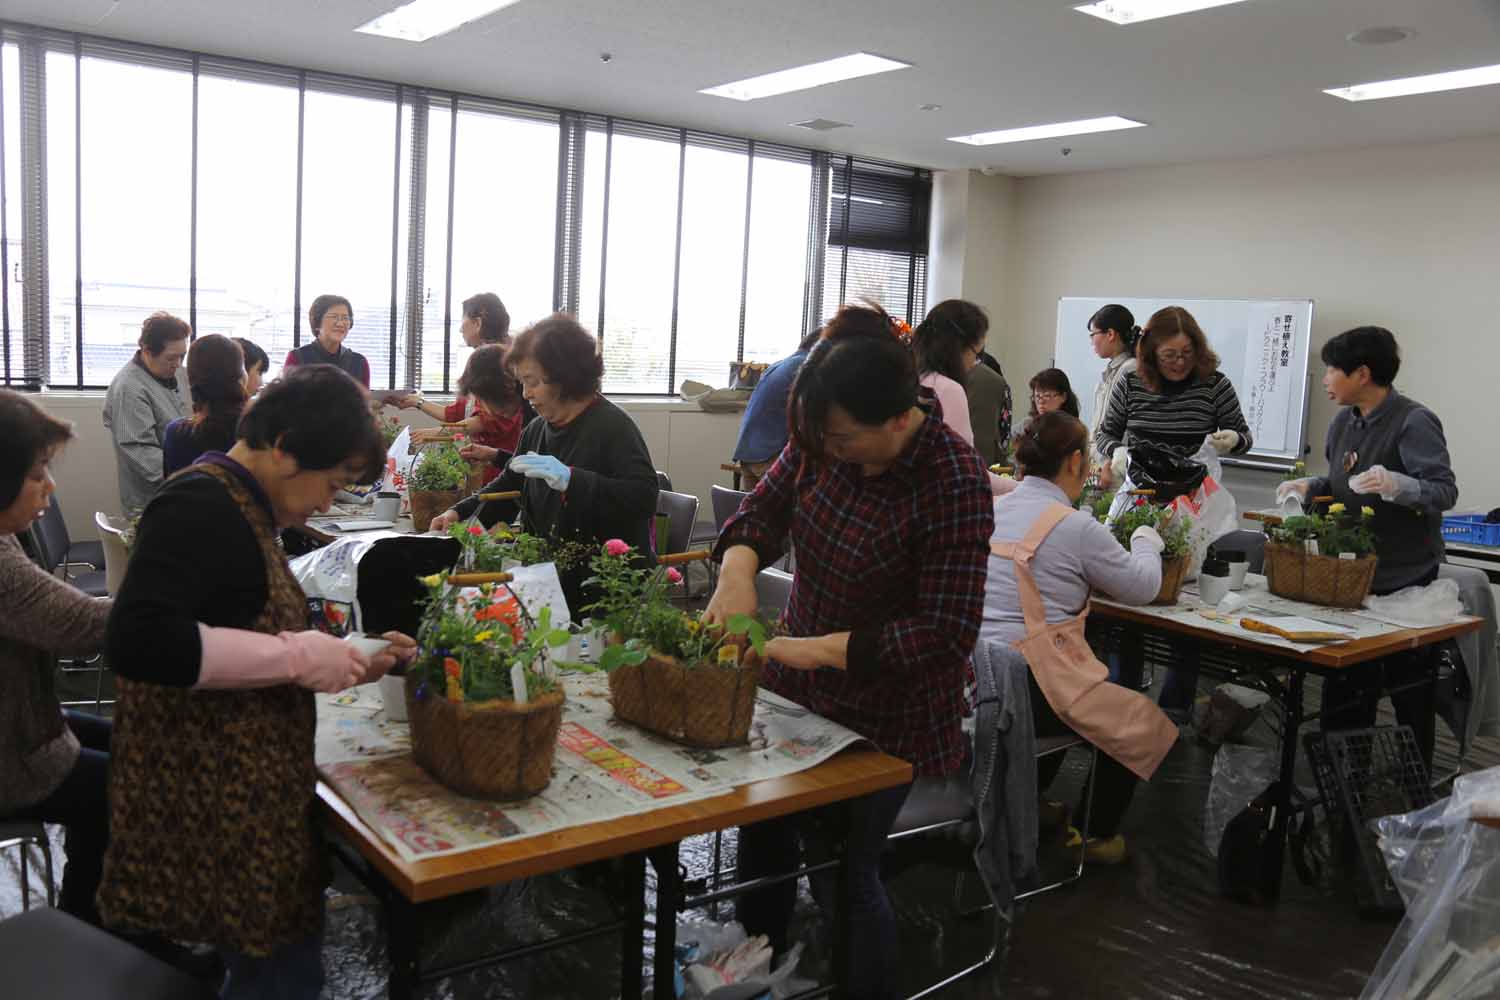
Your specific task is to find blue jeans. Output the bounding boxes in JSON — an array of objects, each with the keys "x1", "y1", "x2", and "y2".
[
  {"x1": 5, "y1": 711, "x2": 111, "y2": 925},
  {"x1": 735, "y1": 783, "x2": 911, "y2": 1000},
  {"x1": 220, "y1": 928, "x2": 324, "y2": 1000}
]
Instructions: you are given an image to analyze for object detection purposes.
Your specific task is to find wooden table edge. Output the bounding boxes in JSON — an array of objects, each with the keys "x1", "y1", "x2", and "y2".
[
  {"x1": 318, "y1": 748, "x2": 912, "y2": 903},
  {"x1": 1090, "y1": 601, "x2": 1481, "y2": 669}
]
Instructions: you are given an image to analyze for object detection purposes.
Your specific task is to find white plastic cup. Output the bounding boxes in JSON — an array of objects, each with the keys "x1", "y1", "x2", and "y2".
[
  {"x1": 378, "y1": 674, "x2": 408, "y2": 722},
  {"x1": 1227, "y1": 563, "x2": 1250, "y2": 591},
  {"x1": 373, "y1": 491, "x2": 400, "y2": 522},
  {"x1": 1199, "y1": 573, "x2": 1232, "y2": 607}
]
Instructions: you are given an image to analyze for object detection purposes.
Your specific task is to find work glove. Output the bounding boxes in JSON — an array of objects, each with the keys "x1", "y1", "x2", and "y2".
[
  {"x1": 1110, "y1": 446, "x2": 1129, "y2": 485},
  {"x1": 1276, "y1": 478, "x2": 1311, "y2": 505},
  {"x1": 1349, "y1": 464, "x2": 1414, "y2": 502},
  {"x1": 1129, "y1": 525, "x2": 1165, "y2": 556},
  {"x1": 508, "y1": 452, "x2": 571, "y2": 492},
  {"x1": 1209, "y1": 430, "x2": 1240, "y2": 455}
]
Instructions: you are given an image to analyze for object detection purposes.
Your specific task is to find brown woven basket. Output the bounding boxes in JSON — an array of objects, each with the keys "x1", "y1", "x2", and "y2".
[
  {"x1": 408, "y1": 489, "x2": 460, "y2": 533},
  {"x1": 608, "y1": 650, "x2": 762, "y2": 748},
  {"x1": 404, "y1": 673, "x2": 564, "y2": 800},
  {"x1": 1154, "y1": 554, "x2": 1190, "y2": 604},
  {"x1": 1263, "y1": 542, "x2": 1378, "y2": 609}
]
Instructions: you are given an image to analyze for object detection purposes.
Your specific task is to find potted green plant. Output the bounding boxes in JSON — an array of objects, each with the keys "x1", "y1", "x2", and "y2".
[
  {"x1": 583, "y1": 540, "x2": 768, "y2": 747},
  {"x1": 407, "y1": 439, "x2": 469, "y2": 532},
  {"x1": 1110, "y1": 497, "x2": 1194, "y2": 603},
  {"x1": 446, "y1": 523, "x2": 594, "y2": 575},
  {"x1": 405, "y1": 572, "x2": 572, "y2": 799},
  {"x1": 1263, "y1": 504, "x2": 1378, "y2": 608}
]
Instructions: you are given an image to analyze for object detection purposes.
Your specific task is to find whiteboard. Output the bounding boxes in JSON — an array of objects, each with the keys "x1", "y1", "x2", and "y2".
[{"x1": 1053, "y1": 297, "x2": 1315, "y2": 465}]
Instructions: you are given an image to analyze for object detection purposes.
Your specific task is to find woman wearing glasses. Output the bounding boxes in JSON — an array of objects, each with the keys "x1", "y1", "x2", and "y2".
[
  {"x1": 1085, "y1": 303, "x2": 1138, "y2": 447},
  {"x1": 281, "y1": 294, "x2": 370, "y2": 389},
  {"x1": 1026, "y1": 368, "x2": 1081, "y2": 421},
  {"x1": 912, "y1": 301, "x2": 1015, "y2": 494}
]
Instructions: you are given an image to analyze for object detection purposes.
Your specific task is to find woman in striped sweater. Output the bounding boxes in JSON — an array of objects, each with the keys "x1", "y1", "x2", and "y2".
[
  {"x1": 1094, "y1": 306, "x2": 1251, "y2": 715},
  {"x1": 1096, "y1": 305, "x2": 1251, "y2": 487}
]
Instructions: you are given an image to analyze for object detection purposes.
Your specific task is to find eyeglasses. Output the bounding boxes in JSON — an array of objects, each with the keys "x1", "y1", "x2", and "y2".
[
  {"x1": 1156, "y1": 348, "x2": 1195, "y2": 364},
  {"x1": 1087, "y1": 328, "x2": 1106, "y2": 340},
  {"x1": 1032, "y1": 391, "x2": 1064, "y2": 403},
  {"x1": 324, "y1": 314, "x2": 353, "y2": 328}
]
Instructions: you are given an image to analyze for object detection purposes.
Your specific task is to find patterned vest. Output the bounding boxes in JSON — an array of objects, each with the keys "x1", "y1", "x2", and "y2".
[{"x1": 98, "y1": 463, "x2": 325, "y2": 956}]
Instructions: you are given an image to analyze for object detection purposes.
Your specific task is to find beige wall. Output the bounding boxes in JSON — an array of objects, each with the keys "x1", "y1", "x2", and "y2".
[
  {"x1": 996, "y1": 135, "x2": 1500, "y2": 505},
  {"x1": 36, "y1": 394, "x2": 738, "y2": 544}
]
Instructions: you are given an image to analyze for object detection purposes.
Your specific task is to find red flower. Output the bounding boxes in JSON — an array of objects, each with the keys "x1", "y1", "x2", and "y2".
[
  {"x1": 665, "y1": 567, "x2": 683, "y2": 585},
  {"x1": 1134, "y1": 497, "x2": 1146, "y2": 507},
  {"x1": 452, "y1": 432, "x2": 466, "y2": 442},
  {"x1": 604, "y1": 538, "x2": 631, "y2": 556},
  {"x1": 467, "y1": 524, "x2": 484, "y2": 536}
]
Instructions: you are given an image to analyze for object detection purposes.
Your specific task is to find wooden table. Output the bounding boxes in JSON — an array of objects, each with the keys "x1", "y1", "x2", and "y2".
[
  {"x1": 1089, "y1": 592, "x2": 1480, "y2": 901},
  {"x1": 319, "y1": 748, "x2": 912, "y2": 999}
]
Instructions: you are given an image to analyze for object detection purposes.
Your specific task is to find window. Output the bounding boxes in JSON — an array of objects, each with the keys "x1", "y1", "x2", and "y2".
[
  {"x1": 299, "y1": 85, "x2": 398, "y2": 389},
  {"x1": 2, "y1": 25, "x2": 930, "y2": 393},
  {"x1": 196, "y1": 70, "x2": 300, "y2": 379}
]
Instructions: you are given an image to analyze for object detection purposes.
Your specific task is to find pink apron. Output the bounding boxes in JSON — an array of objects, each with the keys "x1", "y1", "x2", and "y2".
[{"x1": 990, "y1": 503, "x2": 1178, "y2": 781}]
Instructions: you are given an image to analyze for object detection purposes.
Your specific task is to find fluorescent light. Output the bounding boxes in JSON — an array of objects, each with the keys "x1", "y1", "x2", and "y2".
[
  {"x1": 1324, "y1": 62, "x2": 1500, "y2": 102},
  {"x1": 1074, "y1": 0, "x2": 1251, "y2": 25},
  {"x1": 355, "y1": 0, "x2": 523, "y2": 42},
  {"x1": 947, "y1": 116, "x2": 1146, "y2": 146},
  {"x1": 700, "y1": 53, "x2": 910, "y2": 102}
]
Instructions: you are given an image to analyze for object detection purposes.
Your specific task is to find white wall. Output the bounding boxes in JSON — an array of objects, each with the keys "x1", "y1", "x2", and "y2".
[
  {"x1": 925, "y1": 170, "x2": 1015, "y2": 345},
  {"x1": 997, "y1": 135, "x2": 1500, "y2": 506}
]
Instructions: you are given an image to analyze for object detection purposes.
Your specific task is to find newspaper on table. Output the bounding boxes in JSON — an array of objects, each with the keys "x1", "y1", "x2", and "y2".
[{"x1": 317, "y1": 671, "x2": 870, "y2": 863}]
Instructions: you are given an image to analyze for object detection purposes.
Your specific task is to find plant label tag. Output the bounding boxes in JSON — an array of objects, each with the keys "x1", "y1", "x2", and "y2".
[
  {"x1": 1304, "y1": 539, "x2": 1319, "y2": 557},
  {"x1": 1339, "y1": 551, "x2": 1356, "y2": 561},
  {"x1": 511, "y1": 663, "x2": 529, "y2": 705}
]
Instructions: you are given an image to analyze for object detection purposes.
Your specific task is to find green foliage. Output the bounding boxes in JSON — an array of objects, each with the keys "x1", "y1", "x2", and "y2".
[
  {"x1": 1076, "y1": 487, "x2": 1116, "y2": 522},
  {"x1": 412, "y1": 575, "x2": 570, "y2": 703},
  {"x1": 447, "y1": 524, "x2": 592, "y2": 573},
  {"x1": 1109, "y1": 500, "x2": 1192, "y2": 558},
  {"x1": 1281, "y1": 460, "x2": 1307, "y2": 483},
  {"x1": 409, "y1": 440, "x2": 468, "y2": 492},
  {"x1": 376, "y1": 409, "x2": 403, "y2": 449},
  {"x1": 1267, "y1": 505, "x2": 1376, "y2": 558}
]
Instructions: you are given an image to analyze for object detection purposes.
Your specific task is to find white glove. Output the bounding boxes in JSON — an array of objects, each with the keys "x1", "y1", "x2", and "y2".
[
  {"x1": 1275, "y1": 478, "x2": 1311, "y2": 505},
  {"x1": 1209, "y1": 430, "x2": 1240, "y2": 455},
  {"x1": 1129, "y1": 525, "x2": 1165, "y2": 556},
  {"x1": 1349, "y1": 464, "x2": 1411, "y2": 502},
  {"x1": 1110, "y1": 446, "x2": 1129, "y2": 484}
]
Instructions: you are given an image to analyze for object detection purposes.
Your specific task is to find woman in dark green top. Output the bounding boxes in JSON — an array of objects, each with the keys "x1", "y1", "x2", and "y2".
[{"x1": 431, "y1": 315, "x2": 658, "y2": 609}]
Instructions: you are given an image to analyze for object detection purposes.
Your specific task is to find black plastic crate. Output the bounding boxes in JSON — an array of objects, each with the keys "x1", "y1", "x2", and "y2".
[{"x1": 1303, "y1": 726, "x2": 1433, "y2": 915}]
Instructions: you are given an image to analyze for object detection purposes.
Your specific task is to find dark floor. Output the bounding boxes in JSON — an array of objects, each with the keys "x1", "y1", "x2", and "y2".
[{"x1": 6, "y1": 658, "x2": 1494, "y2": 999}]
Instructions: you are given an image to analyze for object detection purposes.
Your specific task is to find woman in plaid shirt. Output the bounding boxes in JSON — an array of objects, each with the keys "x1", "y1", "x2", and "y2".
[{"x1": 707, "y1": 305, "x2": 993, "y2": 999}]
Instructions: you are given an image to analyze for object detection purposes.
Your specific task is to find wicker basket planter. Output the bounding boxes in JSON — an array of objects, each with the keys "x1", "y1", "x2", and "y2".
[
  {"x1": 1263, "y1": 542, "x2": 1378, "y2": 609},
  {"x1": 409, "y1": 489, "x2": 460, "y2": 533},
  {"x1": 404, "y1": 673, "x2": 564, "y2": 800},
  {"x1": 608, "y1": 650, "x2": 762, "y2": 748},
  {"x1": 1155, "y1": 555, "x2": 1190, "y2": 604}
]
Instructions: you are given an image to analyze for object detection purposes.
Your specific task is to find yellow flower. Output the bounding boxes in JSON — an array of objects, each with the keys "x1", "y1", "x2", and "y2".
[
  {"x1": 473, "y1": 630, "x2": 494, "y2": 643},
  {"x1": 445, "y1": 675, "x2": 464, "y2": 702},
  {"x1": 420, "y1": 572, "x2": 445, "y2": 587},
  {"x1": 686, "y1": 620, "x2": 701, "y2": 635},
  {"x1": 1328, "y1": 503, "x2": 1346, "y2": 514},
  {"x1": 1361, "y1": 507, "x2": 1375, "y2": 517}
]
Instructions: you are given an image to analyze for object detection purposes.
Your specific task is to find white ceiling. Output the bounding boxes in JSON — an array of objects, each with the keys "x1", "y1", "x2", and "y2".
[{"x1": 8, "y1": 0, "x2": 1500, "y2": 175}]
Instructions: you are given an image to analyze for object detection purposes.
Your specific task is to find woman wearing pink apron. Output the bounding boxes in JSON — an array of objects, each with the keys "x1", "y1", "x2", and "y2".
[{"x1": 982, "y1": 412, "x2": 1178, "y2": 863}]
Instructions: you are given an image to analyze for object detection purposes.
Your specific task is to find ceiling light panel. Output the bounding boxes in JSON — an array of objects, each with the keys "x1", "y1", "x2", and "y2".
[
  {"x1": 1074, "y1": 0, "x2": 1251, "y2": 26},
  {"x1": 700, "y1": 53, "x2": 910, "y2": 102},
  {"x1": 1324, "y1": 63, "x2": 1500, "y2": 102},
  {"x1": 355, "y1": 0, "x2": 523, "y2": 43},
  {"x1": 948, "y1": 116, "x2": 1146, "y2": 146}
]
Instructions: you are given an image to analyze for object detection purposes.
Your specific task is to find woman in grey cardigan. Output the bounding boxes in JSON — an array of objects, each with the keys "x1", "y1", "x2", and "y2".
[{"x1": 0, "y1": 389, "x2": 113, "y2": 926}]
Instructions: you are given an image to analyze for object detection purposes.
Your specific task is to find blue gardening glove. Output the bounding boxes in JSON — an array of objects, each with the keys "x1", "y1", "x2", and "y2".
[{"x1": 508, "y1": 452, "x2": 571, "y2": 492}]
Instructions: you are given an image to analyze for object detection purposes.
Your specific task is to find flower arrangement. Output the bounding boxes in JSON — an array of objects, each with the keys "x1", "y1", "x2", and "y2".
[
  {"x1": 411, "y1": 574, "x2": 570, "y2": 704},
  {"x1": 446, "y1": 523, "x2": 594, "y2": 574},
  {"x1": 1281, "y1": 460, "x2": 1307, "y2": 483},
  {"x1": 1109, "y1": 497, "x2": 1192, "y2": 558},
  {"x1": 1076, "y1": 486, "x2": 1116, "y2": 523},
  {"x1": 409, "y1": 440, "x2": 469, "y2": 493},
  {"x1": 1266, "y1": 504, "x2": 1377, "y2": 558}
]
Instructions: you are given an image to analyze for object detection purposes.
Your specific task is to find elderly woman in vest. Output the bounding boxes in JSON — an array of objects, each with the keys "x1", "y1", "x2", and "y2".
[
  {"x1": 1279, "y1": 326, "x2": 1457, "y2": 767},
  {"x1": 0, "y1": 390, "x2": 113, "y2": 926},
  {"x1": 100, "y1": 366, "x2": 416, "y2": 997},
  {"x1": 983, "y1": 412, "x2": 1177, "y2": 864}
]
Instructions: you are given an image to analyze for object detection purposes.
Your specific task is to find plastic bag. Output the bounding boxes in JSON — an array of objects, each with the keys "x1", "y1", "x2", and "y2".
[
  {"x1": 1360, "y1": 765, "x2": 1500, "y2": 999},
  {"x1": 1108, "y1": 436, "x2": 1239, "y2": 579},
  {"x1": 672, "y1": 920, "x2": 810, "y2": 1000},
  {"x1": 1122, "y1": 439, "x2": 1207, "y2": 503},
  {"x1": 1203, "y1": 743, "x2": 1278, "y2": 856},
  {"x1": 1364, "y1": 578, "x2": 1463, "y2": 627}
]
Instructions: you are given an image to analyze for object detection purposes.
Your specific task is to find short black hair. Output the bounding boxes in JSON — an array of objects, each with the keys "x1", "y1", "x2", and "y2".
[
  {"x1": 462, "y1": 292, "x2": 511, "y2": 343},
  {"x1": 457, "y1": 343, "x2": 520, "y2": 410},
  {"x1": 234, "y1": 337, "x2": 270, "y2": 375},
  {"x1": 1321, "y1": 326, "x2": 1401, "y2": 386},
  {"x1": 0, "y1": 389, "x2": 73, "y2": 510},
  {"x1": 236, "y1": 366, "x2": 385, "y2": 484},
  {"x1": 308, "y1": 294, "x2": 354, "y2": 338},
  {"x1": 508, "y1": 314, "x2": 604, "y2": 401},
  {"x1": 139, "y1": 312, "x2": 191, "y2": 355},
  {"x1": 790, "y1": 304, "x2": 917, "y2": 461}
]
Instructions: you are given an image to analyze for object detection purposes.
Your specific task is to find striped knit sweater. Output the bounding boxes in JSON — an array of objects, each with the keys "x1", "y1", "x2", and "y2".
[{"x1": 1094, "y1": 370, "x2": 1252, "y2": 459}]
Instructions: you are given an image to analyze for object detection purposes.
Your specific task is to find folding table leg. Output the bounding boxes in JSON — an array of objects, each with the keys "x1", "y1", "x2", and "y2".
[
  {"x1": 386, "y1": 894, "x2": 421, "y2": 1000},
  {"x1": 621, "y1": 852, "x2": 647, "y2": 1000},
  {"x1": 1262, "y1": 667, "x2": 1305, "y2": 901},
  {"x1": 650, "y1": 843, "x2": 683, "y2": 1000}
]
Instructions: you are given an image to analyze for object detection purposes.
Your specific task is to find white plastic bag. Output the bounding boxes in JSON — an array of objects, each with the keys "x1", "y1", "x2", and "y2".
[
  {"x1": 1364, "y1": 578, "x2": 1463, "y2": 628},
  {"x1": 674, "y1": 920, "x2": 811, "y2": 1000},
  {"x1": 1203, "y1": 743, "x2": 1278, "y2": 856},
  {"x1": 1107, "y1": 436, "x2": 1239, "y2": 579}
]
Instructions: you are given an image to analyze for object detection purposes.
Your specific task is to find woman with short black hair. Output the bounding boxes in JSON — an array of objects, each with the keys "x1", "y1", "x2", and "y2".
[
  {"x1": 1027, "y1": 367, "x2": 1081, "y2": 421},
  {"x1": 162, "y1": 334, "x2": 247, "y2": 477},
  {"x1": 430, "y1": 314, "x2": 658, "y2": 610},
  {"x1": 100, "y1": 365, "x2": 416, "y2": 997},
  {"x1": 704, "y1": 304, "x2": 994, "y2": 1000},
  {"x1": 0, "y1": 390, "x2": 113, "y2": 928},
  {"x1": 234, "y1": 338, "x2": 270, "y2": 397},
  {"x1": 281, "y1": 293, "x2": 370, "y2": 388}
]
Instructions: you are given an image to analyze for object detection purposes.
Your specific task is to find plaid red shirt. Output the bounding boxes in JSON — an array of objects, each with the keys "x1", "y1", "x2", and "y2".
[{"x1": 716, "y1": 405, "x2": 993, "y2": 776}]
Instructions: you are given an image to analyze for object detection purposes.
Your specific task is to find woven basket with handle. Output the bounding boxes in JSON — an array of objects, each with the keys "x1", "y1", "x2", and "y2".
[
  {"x1": 408, "y1": 489, "x2": 460, "y2": 533},
  {"x1": 608, "y1": 650, "x2": 761, "y2": 748},
  {"x1": 1263, "y1": 542, "x2": 1378, "y2": 609},
  {"x1": 404, "y1": 673, "x2": 564, "y2": 800}
]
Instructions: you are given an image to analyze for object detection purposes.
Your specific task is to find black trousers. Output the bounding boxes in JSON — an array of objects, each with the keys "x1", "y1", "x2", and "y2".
[{"x1": 1030, "y1": 674, "x2": 1137, "y2": 839}]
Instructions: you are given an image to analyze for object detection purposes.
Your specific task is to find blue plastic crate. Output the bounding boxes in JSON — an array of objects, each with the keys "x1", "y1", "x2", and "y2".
[{"x1": 1442, "y1": 514, "x2": 1500, "y2": 547}]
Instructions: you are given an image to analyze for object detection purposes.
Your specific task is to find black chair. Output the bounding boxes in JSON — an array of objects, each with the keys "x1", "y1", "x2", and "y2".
[
  {"x1": 655, "y1": 471, "x2": 673, "y2": 492},
  {"x1": 710, "y1": 485, "x2": 748, "y2": 534},
  {"x1": 1210, "y1": 529, "x2": 1266, "y2": 574},
  {"x1": 0, "y1": 907, "x2": 214, "y2": 1000},
  {"x1": 28, "y1": 497, "x2": 107, "y2": 596}
]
